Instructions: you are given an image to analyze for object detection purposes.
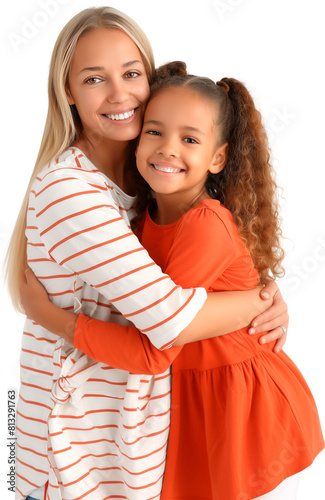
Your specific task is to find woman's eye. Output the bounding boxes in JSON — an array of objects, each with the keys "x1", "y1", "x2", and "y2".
[
  {"x1": 125, "y1": 71, "x2": 140, "y2": 79},
  {"x1": 184, "y1": 137, "x2": 199, "y2": 144},
  {"x1": 84, "y1": 76, "x2": 102, "y2": 85}
]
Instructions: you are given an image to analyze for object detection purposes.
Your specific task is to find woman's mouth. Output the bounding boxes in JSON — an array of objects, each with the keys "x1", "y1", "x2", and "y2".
[{"x1": 104, "y1": 109, "x2": 135, "y2": 121}]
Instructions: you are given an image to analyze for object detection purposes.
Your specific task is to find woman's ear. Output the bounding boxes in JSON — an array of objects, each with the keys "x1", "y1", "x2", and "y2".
[
  {"x1": 209, "y1": 142, "x2": 228, "y2": 174},
  {"x1": 66, "y1": 87, "x2": 75, "y2": 106}
]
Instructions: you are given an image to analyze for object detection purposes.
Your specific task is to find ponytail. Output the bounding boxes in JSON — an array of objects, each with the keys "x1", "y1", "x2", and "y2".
[{"x1": 213, "y1": 77, "x2": 285, "y2": 283}]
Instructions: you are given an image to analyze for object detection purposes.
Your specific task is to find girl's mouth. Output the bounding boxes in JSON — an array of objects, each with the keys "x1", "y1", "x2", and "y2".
[{"x1": 152, "y1": 164, "x2": 183, "y2": 174}]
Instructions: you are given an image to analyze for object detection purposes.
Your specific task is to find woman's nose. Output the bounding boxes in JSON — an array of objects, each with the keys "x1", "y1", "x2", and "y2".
[{"x1": 107, "y1": 79, "x2": 128, "y2": 104}]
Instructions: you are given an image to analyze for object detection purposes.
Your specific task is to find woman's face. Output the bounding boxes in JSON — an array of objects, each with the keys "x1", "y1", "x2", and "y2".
[{"x1": 67, "y1": 28, "x2": 150, "y2": 144}]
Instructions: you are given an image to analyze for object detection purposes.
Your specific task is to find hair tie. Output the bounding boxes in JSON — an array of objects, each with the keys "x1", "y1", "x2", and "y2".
[{"x1": 216, "y1": 80, "x2": 229, "y2": 93}]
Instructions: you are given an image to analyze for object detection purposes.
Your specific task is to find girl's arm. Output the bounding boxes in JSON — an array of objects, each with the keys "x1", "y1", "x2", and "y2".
[
  {"x1": 20, "y1": 268, "x2": 179, "y2": 374},
  {"x1": 32, "y1": 164, "x2": 287, "y2": 352},
  {"x1": 20, "y1": 269, "x2": 277, "y2": 376},
  {"x1": 32, "y1": 167, "x2": 207, "y2": 351}
]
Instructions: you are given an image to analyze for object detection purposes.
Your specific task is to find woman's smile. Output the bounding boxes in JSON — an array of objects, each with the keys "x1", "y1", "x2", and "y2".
[{"x1": 67, "y1": 28, "x2": 150, "y2": 143}]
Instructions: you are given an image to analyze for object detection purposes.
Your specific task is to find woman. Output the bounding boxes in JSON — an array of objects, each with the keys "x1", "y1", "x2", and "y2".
[{"x1": 5, "y1": 7, "x2": 288, "y2": 500}]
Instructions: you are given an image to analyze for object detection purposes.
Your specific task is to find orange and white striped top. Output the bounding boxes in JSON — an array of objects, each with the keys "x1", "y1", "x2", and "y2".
[{"x1": 16, "y1": 147, "x2": 206, "y2": 500}]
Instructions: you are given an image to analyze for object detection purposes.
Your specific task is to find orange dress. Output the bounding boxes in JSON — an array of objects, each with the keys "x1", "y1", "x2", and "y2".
[{"x1": 75, "y1": 199, "x2": 324, "y2": 500}]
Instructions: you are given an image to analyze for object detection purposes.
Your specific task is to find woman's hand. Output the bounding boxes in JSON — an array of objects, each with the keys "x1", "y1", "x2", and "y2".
[
  {"x1": 19, "y1": 268, "x2": 77, "y2": 343},
  {"x1": 249, "y1": 279, "x2": 288, "y2": 353}
]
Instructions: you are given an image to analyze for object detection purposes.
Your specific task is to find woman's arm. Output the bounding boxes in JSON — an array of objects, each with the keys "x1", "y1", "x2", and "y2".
[
  {"x1": 20, "y1": 268, "x2": 180, "y2": 374},
  {"x1": 32, "y1": 163, "x2": 287, "y2": 352},
  {"x1": 173, "y1": 287, "x2": 272, "y2": 345},
  {"x1": 143, "y1": 206, "x2": 288, "y2": 351},
  {"x1": 20, "y1": 269, "x2": 274, "y2": 376},
  {"x1": 32, "y1": 166, "x2": 206, "y2": 351},
  {"x1": 20, "y1": 268, "x2": 271, "y2": 342}
]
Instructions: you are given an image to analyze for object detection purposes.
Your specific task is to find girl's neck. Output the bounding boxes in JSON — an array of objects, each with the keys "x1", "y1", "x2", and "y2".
[
  {"x1": 75, "y1": 135, "x2": 135, "y2": 195},
  {"x1": 153, "y1": 189, "x2": 209, "y2": 225}
]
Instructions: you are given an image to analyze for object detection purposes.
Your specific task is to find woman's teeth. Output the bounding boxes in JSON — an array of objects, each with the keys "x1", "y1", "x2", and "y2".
[{"x1": 106, "y1": 109, "x2": 135, "y2": 121}]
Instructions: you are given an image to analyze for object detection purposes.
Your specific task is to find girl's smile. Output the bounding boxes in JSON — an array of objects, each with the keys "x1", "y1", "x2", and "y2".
[
  {"x1": 151, "y1": 161, "x2": 185, "y2": 175},
  {"x1": 136, "y1": 87, "x2": 227, "y2": 221}
]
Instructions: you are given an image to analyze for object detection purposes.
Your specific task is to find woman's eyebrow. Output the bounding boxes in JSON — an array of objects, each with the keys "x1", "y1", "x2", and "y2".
[
  {"x1": 78, "y1": 66, "x2": 105, "y2": 74},
  {"x1": 122, "y1": 59, "x2": 143, "y2": 68},
  {"x1": 78, "y1": 60, "x2": 143, "y2": 75}
]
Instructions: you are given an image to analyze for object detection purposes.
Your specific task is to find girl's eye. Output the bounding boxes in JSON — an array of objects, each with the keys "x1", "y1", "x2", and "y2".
[
  {"x1": 84, "y1": 76, "x2": 103, "y2": 85},
  {"x1": 146, "y1": 130, "x2": 161, "y2": 136},
  {"x1": 184, "y1": 137, "x2": 199, "y2": 144}
]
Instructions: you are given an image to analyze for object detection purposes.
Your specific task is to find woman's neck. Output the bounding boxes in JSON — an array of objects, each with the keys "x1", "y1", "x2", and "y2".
[{"x1": 75, "y1": 135, "x2": 134, "y2": 194}]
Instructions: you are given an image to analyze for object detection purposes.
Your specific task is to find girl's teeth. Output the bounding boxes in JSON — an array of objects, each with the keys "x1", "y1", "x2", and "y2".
[
  {"x1": 154, "y1": 165, "x2": 181, "y2": 173},
  {"x1": 107, "y1": 109, "x2": 135, "y2": 121}
]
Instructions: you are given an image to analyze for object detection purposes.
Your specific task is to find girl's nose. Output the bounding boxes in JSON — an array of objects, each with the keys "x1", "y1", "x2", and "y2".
[{"x1": 157, "y1": 137, "x2": 178, "y2": 158}]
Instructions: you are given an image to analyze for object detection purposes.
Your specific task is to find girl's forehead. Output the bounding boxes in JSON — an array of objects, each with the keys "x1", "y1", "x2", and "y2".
[
  {"x1": 143, "y1": 86, "x2": 218, "y2": 133},
  {"x1": 146, "y1": 87, "x2": 216, "y2": 116}
]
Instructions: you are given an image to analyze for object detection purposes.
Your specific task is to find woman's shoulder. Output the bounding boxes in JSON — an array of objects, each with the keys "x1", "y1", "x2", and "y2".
[
  {"x1": 31, "y1": 147, "x2": 135, "y2": 211},
  {"x1": 37, "y1": 147, "x2": 100, "y2": 180},
  {"x1": 33, "y1": 147, "x2": 112, "y2": 196}
]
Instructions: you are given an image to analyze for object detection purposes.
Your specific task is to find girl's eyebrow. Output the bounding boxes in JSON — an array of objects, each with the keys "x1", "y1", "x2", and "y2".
[
  {"x1": 143, "y1": 119, "x2": 205, "y2": 135},
  {"x1": 78, "y1": 60, "x2": 143, "y2": 75},
  {"x1": 143, "y1": 119, "x2": 163, "y2": 126}
]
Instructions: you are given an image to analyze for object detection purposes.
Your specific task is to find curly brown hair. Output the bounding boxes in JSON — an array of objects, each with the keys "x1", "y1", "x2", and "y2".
[{"x1": 132, "y1": 62, "x2": 285, "y2": 284}]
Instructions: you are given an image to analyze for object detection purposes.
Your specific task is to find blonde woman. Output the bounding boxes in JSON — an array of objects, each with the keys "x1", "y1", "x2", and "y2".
[{"x1": 6, "y1": 7, "x2": 288, "y2": 500}]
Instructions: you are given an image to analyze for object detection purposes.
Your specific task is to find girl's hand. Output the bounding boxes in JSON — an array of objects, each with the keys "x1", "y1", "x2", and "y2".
[
  {"x1": 19, "y1": 268, "x2": 77, "y2": 343},
  {"x1": 249, "y1": 280, "x2": 288, "y2": 354},
  {"x1": 19, "y1": 268, "x2": 50, "y2": 321}
]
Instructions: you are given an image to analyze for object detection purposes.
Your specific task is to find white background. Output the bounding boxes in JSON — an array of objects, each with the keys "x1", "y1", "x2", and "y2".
[{"x1": 1, "y1": 0, "x2": 324, "y2": 498}]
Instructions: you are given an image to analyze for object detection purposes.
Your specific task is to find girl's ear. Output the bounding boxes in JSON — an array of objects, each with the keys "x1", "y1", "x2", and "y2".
[{"x1": 209, "y1": 142, "x2": 228, "y2": 174}]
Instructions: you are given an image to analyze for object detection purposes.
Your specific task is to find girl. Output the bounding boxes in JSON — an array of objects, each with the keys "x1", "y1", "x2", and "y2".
[
  {"x1": 7, "y1": 7, "x2": 288, "y2": 500},
  {"x1": 21, "y1": 62, "x2": 324, "y2": 500}
]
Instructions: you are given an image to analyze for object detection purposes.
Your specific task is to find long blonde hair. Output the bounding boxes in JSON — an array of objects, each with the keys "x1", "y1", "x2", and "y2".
[{"x1": 5, "y1": 6, "x2": 155, "y2": 311}]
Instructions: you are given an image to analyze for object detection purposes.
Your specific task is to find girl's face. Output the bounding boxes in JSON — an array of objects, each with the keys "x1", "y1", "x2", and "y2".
[
  {"x1": 136, "y1": 87, "x2": 227, "y2": 203},
  {"x1": 67, "y1": 28, "x2": 150, "y2": 144}
]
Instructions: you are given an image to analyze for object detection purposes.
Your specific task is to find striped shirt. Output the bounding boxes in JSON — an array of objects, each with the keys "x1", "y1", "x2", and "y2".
[{"x1": 16, "y1": 148, "x2": 206, "y2": 500}]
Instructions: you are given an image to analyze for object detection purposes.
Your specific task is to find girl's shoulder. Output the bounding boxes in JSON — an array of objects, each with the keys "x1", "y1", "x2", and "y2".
[
  {"x1": 181, "y1": 198, "x2": 245, "y2": 250},
  {"x1": 186, "y1": 198, "x2": 235, "y2": 230}
]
